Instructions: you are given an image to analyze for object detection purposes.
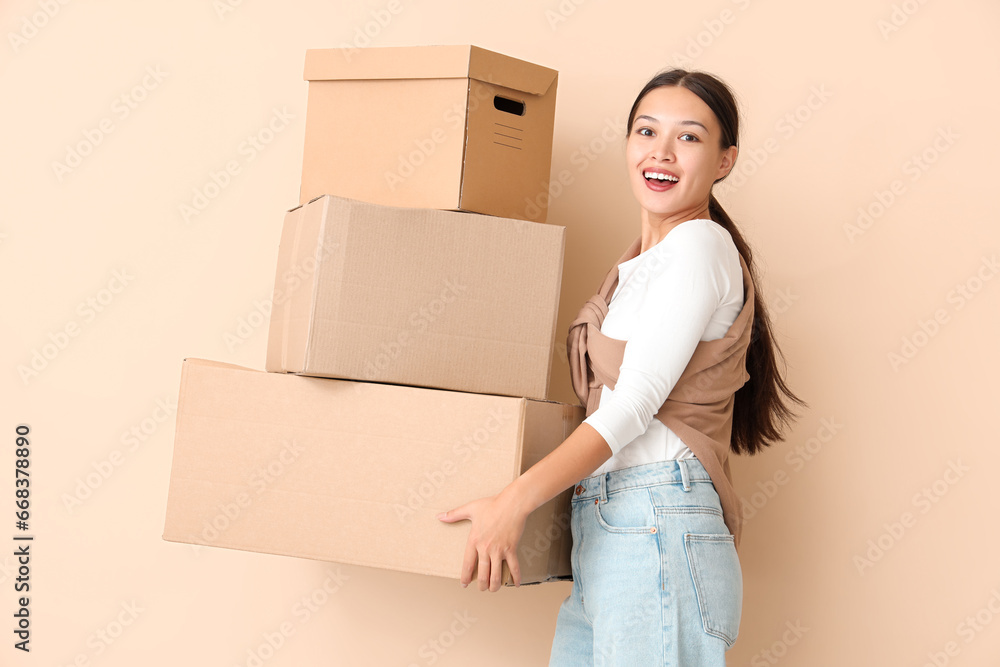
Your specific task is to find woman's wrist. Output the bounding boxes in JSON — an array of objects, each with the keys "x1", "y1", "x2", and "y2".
[
  {"x1": 498, "y1": 474, "x2": 539, "y2": 521},
  {"x1": 500, "y1": 422, "x2": 613, "y2": 522}
]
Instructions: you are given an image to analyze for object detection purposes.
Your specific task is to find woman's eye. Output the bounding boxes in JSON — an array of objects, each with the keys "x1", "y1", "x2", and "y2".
[
  {"x1": 680, "y1": 133, "x2": 699, "y2": 141},
  {"x1": 637, "y1": 127, "x2": 653, "y2": 137}
]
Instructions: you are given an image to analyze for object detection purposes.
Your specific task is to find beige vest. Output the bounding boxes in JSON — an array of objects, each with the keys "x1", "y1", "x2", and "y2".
[{"x1": 566, "y1": 233, "x2": 755, "y2": 550}]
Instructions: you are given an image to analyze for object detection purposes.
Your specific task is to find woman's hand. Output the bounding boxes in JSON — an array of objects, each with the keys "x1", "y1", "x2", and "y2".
[
  {"x1": 435, "y1": 423, "x2": 611, "y2": 592},
  {"x1": 436, "y1": 488, "x2": 529, "y2": 592}
]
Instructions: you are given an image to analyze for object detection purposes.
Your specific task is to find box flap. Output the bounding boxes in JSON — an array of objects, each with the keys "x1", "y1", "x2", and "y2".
[
  {"x1": 467, "y1": 45, "x2": 557, "y2": 96},
  {"x1": 182, "y1": 357, "x2": 256, "y2": 372},
  {"x1": 304, "y1": 44, "x2": 557, "y2": 95}
]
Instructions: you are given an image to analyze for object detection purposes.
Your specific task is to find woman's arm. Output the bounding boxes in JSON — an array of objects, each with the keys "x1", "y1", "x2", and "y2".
[
  {"x1": 580, "y1": 221, "x2": 734, "y2": 453},
  {"x1": 436, "y1": 421, "x2": 612, "y2": 592}
]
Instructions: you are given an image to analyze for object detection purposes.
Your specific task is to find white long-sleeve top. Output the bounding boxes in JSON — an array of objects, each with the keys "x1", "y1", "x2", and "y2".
[{"x1": 584, "y1": 218, "x2": 746, "y2": 477}]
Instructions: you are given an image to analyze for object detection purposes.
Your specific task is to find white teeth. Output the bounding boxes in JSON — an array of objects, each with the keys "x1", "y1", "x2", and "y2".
[{"x1": 644, "y1": 171, "x2": 678, "y2": 182}]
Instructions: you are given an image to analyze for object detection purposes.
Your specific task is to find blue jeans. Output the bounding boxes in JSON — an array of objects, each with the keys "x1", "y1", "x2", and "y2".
[{"x1": 548, "y1": 458, "x2": 742, "y2": 666}]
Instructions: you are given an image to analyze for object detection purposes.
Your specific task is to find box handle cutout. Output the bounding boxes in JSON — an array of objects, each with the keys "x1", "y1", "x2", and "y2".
[{"x1": 494, "y1": 95, "x2": 526, "y2": 116}]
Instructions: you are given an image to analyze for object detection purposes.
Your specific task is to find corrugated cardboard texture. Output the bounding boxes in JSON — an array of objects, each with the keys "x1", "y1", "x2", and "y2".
[
  {"x1": 299, "y1": 45, "x2": 558, "y2": 221},
  {"x1": 162, "y1": 358, "x2": 584, "y2": 585},
  {"x1": 265, "y1": 195, "x2": 565, "y2": 400}
]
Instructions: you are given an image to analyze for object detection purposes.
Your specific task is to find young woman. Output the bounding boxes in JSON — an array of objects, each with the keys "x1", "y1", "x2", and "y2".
[{"x1": 437, "y1": 68, "x2": 805, "y2": 665}]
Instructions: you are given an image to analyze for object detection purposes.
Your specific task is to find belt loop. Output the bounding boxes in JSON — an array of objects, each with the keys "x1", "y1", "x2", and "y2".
[
  {"x1": 599, "y1": 473, "x2": 608, "y2": 503},
  {"x1": 678, "y1": 459, "x2": 692, "y2": 492}
]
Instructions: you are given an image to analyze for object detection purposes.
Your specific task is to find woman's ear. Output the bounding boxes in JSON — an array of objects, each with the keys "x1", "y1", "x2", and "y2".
[{"x1": 716, "y1": 145, "x2": 738, "y2": 180}]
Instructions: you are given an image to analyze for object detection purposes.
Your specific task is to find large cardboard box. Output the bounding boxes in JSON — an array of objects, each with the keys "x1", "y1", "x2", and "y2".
[
  {"x1": 265, "y1": 194, "x2": 565, "y2": 400},
  {"x1": 300, "y1": 44, "x2": 558, "y2": 222},
  {"x1": 162, "y1": 358, "x2": 583, "y2": 586}
]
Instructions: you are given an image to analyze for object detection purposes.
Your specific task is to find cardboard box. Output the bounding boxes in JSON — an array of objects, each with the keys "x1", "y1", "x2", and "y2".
[
  {"x1": 265, "y1": 194, "x2": 565, "y2": 400},
  {"x1": 162, "y1": 358, "x2": 583, "y2": 586},
  {"x1": 300, "y1": 44, "x2": 558, "y2": 222}
]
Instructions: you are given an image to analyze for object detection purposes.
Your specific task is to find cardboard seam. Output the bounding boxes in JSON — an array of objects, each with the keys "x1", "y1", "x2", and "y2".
[
  {"x1": 302, "y1": 197, "x2": 329, "y2": 371},
  {"x1": 504, "y1": 399, "x2": 531, "y2": 587},
  {"x1": 161, "y1": 360, "x2": 192, "y2": 538},
  {"x1": 543, "y1": 228, "x2": 567, "y2": 398},
  {"x1": 280, "y1": 206, "x2": 304, "y2": 371},
  {"x1": 455, "y1": 79, "x2": 473, "y2": 208}
]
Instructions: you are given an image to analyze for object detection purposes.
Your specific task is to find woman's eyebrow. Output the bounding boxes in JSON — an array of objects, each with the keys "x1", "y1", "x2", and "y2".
[
  {"x1": 679, "y1": 120, "x2": 710, "y2": 132},
  {"x1": 635, "y1": 115, "x2": 710, "y2": 133}
]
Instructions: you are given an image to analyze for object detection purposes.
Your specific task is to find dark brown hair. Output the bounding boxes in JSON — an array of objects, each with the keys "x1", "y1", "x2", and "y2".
[{"x1": 627, "y1": 68, "x2": 807, "y2": 456}]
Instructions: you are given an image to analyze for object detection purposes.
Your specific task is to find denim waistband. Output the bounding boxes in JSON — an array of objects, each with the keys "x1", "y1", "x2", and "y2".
[{"x1": 572, "y1": 458, "x2": 712, "y2": 502}]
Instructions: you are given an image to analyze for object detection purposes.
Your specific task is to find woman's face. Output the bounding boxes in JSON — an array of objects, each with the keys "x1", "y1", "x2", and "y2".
[{"x1": 625, "y1": 85, "x2": 737, "y2": 224}]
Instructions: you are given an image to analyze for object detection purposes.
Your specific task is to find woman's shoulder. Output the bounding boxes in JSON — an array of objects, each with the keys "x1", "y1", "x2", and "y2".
[
  {"x1": 646, "y1": 219, "x2": 743, "y2": 305},
  {"x1": 651, "y1": 218, "x2": 737, "y2": 264}
]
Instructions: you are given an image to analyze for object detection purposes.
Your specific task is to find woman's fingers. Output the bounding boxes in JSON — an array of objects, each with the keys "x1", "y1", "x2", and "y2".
[
  {"x1": 460, "y1": 529, "x2": 479, "y2": 588},
  {"x1": 476, "y1": 547, "x2": 518, "y2": 592},
  {"x1": 489, "y1": 551, "x2": 503, "y2": 592},
  {"x1": 507, "y1": 549, "x2": 521, "y2": 588},
  {"x1": 478, "y1": 548, "x2": 494, "y2": 592},
  {"x1": 436, "y1": 504, "x2": 469, "y2": 523},
  {"x1": 437, "y1": 495, "x2": 526, "y2": 591}
]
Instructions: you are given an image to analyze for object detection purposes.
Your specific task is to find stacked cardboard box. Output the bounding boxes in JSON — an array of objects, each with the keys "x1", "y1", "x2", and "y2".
[
  {"x1": 298, "y1": 44, "x2": 558, "y2": 221},
  {"x1": 162, "y1": 45, "x2": 582, "y2": 586}
]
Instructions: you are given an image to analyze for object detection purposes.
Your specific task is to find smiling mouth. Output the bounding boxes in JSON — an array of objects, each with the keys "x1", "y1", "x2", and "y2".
[{"x1": 643, "y1": 171, "x2": 679, "y2": 183}]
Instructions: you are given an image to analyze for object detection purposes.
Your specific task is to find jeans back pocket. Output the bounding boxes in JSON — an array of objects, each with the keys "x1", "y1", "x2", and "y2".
[{"x1": 683, "y1": 533, "x2": 742, "y2": 649}]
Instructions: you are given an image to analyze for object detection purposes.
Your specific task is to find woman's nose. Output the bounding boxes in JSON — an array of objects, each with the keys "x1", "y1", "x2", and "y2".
[{"x1": 650, "y1": 137, "x2": 675, "y2": 161}]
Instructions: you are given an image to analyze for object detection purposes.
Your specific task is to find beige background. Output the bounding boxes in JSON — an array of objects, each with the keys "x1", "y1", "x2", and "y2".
[{"x1": 2, "y1": 0, "x2": 998, "y2": 664}]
